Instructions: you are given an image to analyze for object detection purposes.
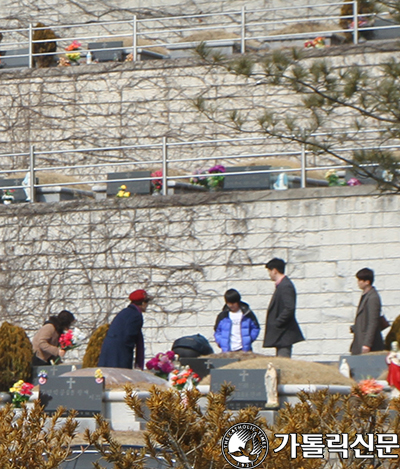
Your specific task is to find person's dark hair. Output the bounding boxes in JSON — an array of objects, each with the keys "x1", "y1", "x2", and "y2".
[
  {"x1": 46, "y1": 310, "x2": 75, "y2": 335},
  {"x1": 356, "y1": 268, "x2": 374, "y2": 285},
  {"x1": 265, "y1": 258, "x2": 286, "y2": 274},
  {"x1": 224, "y1": 289, "x2": 241, "y2": 304},
  {"x1": 131, "y1": 298, "x2": 150, "y2": 306}
]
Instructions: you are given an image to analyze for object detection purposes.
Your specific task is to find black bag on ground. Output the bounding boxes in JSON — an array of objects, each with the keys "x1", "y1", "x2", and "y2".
[{"x1": 172, "y1": 334, "x2": 214, "y2": 358}]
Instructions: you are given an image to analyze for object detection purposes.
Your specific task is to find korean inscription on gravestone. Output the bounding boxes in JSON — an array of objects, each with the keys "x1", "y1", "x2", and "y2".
[
  {"x1": 39, "y1": 376, "x2": 104, "y2": 417},
  {"x1": 210, "y1": 369, "x2": 279, "y2": 410}
]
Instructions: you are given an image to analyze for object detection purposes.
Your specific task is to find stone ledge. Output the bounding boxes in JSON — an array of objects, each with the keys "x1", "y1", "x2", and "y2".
[{"x1": 0, "y1": 184, "x2": 383, "y2": 215}]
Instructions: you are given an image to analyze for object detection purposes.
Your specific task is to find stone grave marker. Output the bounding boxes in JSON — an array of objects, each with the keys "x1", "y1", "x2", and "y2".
[
  {"x1": 107, "y1": 171, "x2": 151, "y2": 196},
  {"x1": 211, "y1": 369, "x2": 278, "y2": 409},
  {"x1": 32, "y1": 364, "x2": 82, "y2": 385},
  {"x1": 0, "y1": 48, "x2": 29, "y2": 68},
  {"x1": 223, "y1": 165, "x2": 271, "y2": 191},
  {"x1": 179, "y1": 357, "x2": 239, "y2": 379},
  {"x1": 39, "y1": 376, "x2": 104, "y2": 417},
  {"x1": 88, "y1": 41, "x2": 124, "y2": 62},
  {"x1": 339, "y1": 354, "x2": 388, "y2": 381},
  {"x1": 0, "y1": 178, "x2": 28, "y2": 203}
]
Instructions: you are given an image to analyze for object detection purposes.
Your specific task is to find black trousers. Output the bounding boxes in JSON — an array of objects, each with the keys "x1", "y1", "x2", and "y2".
[
  {"x1": 32, "y1": 354, "x2": 51, "y2": 367},
  {"x1": 276, "y1": 346, "x2": 292, "y2": 358}
]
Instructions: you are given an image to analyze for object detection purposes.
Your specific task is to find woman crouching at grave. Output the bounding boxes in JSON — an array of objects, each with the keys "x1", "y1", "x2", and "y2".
[{"x1": 31, "y1": 310, "x2": 76, "y2": 366}]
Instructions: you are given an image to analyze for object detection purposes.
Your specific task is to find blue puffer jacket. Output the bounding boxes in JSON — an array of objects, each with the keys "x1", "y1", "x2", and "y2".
[{"x1": 214, "y1": 302, "x2": 260, "y2": 352}]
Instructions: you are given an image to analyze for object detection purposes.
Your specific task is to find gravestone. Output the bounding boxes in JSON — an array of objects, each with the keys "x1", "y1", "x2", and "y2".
[
  {"x1": 372, "y1": 18, "x2": 400, "y2": 40},
  {"x1": 88, "y1": 41, "x2": 124, "y2": 62},
  {"x1": 223, "y1": 165, "x2": 271, "y2": 191},
  {"x1": 211, "y1": 369, "x2": 278, "y2": 409},
  {"x1": 179, "y1": 357, "x2": 238, "y2": 379},
  {"x1": 339, "y1": 354, "x2": 388, "y2": 381},
  {"x1": 0, "y1": 178, "x2": 28, "y2": 203},
  {"x1": 31, "y1": 363, "x2": 82, "y2": 385},
  {"x1": 0, "y1": 48, "x2": 29, "y2": 68},
  {"x1": 39, "y1": 376, "x2": 104, "y2": 417},
  {"x1": 107, "y1": 171, "x2": 152, "y2": 196}
]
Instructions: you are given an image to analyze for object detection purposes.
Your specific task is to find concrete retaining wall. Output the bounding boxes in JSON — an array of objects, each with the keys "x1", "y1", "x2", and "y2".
[{"x1": 1, "y1": 185, "x2": 398, "y2": 362}]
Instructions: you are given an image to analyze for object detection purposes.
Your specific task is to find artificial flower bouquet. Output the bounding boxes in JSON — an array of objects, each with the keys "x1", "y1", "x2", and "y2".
[
  {"x1": 10, "y1": 380, "x2": 34, "y2": 408},
  {"x1": 116, "y1": 185, "x2": 131, "y2": 197},
  {"x1": 190, "y1": 164, "x2": 226, "y2": 190},
  {"x1": 151, "y1": 170, "x2": 163, "y2": 193},
  {"x1": 170, "y1": 367, "x2": 201, "y2": 391},
  {"x1": 2, "y1": 189, "x2": 15, "y2": 204},
  {"x1": 358, "y1": 378, "x2": 384, "y2": 396},
  {"x1": 304, "y1": 37, "x2": 325, "y2": 49},
  {"x1": 64, "y1": 40, "x2": 81, "y2": 64},
  {"x1": 53, "y1": 327, "x2": 85, "y2": 364},
  {"x1": 146, "y1": 351, "x2": 176, "y2": 379}
]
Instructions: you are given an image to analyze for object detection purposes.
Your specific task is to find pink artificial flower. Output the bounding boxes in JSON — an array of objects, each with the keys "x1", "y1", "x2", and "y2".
[{"x1": 347, "y1": 177, "x2": 361, "y2": 186}]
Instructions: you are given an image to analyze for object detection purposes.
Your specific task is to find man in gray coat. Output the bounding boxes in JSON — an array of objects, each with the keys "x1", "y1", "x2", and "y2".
[
  {"x1": 350, "y1": 268, "x2": 384, "y2": 355},
  {"x1": 263, "y1": 258, "x2": 305, "y2": 357}
]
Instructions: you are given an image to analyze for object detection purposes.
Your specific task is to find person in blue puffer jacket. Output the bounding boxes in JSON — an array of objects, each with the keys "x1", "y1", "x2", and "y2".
[{"x1": 214, "y1": 289, "x2": 260, "y2": 352}]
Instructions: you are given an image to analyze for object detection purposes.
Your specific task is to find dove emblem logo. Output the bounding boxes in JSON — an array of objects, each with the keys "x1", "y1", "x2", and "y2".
[{"x1": 221, "y1": 423, "x2": 268, "y2": 468}]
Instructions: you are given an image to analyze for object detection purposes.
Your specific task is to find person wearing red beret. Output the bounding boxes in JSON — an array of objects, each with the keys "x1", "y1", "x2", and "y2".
[{"x1": 97, "y1": 290, "x2": 151, "y2": 369}]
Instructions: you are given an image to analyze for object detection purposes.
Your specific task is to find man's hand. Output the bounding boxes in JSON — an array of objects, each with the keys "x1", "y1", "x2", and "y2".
[
  {"x1": 361, "y1": 346, "x2": 371, "y2": 354},
  {"x1": 58, "y1": 349, "x2": 66, "y2": 358}
]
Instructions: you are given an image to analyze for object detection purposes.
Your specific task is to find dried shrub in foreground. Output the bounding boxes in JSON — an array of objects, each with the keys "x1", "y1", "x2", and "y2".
[
  {"x1": 0, "y1": 400, "x2": 78, "y2": 468},
  {"x1": 0, "y1": 321, "x2": 33, "y2": 392},
  {"x1": 82, "y1": 323, "x2": 109, "y2": 368},
  {"x1": 87, "y1": 384, "x2": 400, "y2": 469},
  {"x1": 87, "y1": 383, "x2": 265, "y2": 469}
]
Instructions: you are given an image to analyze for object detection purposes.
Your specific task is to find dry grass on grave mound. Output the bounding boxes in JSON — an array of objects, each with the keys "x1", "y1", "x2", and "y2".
[
  {"x1": 232, "y1": 157, "x2": 326, "y2": 180},
  {"x1": 270, "y1": 21, "x2": 340, "y2": 37},
  {"x1": 199, "y1": 356, "x2": 356, "y2": 386},
  {"x1": 13, "y1": 171, "x2": 92, "y2": 191},
  {"x1": 114, "y1": 37, "x2": 170, "y2": 57},
  {"x1": 104, "y1": 381, "x2": 169, "y2": 392},
  {"x1": 177, "y1": 30, "x2": 262, "y2": 51},
  {"x1": 73, "y1": 430, "x2": 145, "y2": 446}
]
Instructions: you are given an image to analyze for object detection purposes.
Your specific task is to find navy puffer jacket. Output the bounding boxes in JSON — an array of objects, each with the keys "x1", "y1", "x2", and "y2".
[{"x1": 214, "y1": 302, "x2": 260, "y2": 352}]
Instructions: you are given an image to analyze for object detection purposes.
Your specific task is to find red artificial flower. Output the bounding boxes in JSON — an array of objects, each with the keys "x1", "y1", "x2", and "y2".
[
  {"x1": 65, "y1": 40, "x2": 81, "y2": 51},
  {"x1": 19, "y1": 382, "x2": 34, "y2": 395}
]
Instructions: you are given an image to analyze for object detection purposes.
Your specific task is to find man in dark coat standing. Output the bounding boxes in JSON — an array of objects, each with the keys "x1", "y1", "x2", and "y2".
[
  {"x1": 350, "y1": 268, "x2": 384, "y2": 355},
  {"x1": 98, "y1": 289, "x2": 151, "y2": 369},
  {"x1": 263, "y1": 258, "x2": 304, "y2": 358}
]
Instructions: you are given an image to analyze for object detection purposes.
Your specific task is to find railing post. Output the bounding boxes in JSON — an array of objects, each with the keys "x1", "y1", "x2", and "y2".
[
  {"x1": 132, "y1": 15, "x2": 137, "y2": 62},
  {"x1": 353, "y1": 0, "x2": 359, "y2": 45},
  {"x1": 162, "y1": 136, "x2": 168, "y2": 196},
  {"x1": 29, "y1": 145, "x2": 36, "y2": 202},
  {"x1": 241, "y1": 6, "x2": 246, "y2": 54},
  {"x1": 301, "y1": 144, "x2": 307, "y2": 188},
  {"x1": 28, "y1": 23, "x2": 33, "y2": 68}
]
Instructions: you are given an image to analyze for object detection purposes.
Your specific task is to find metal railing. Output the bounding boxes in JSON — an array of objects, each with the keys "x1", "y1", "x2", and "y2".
[
  {"x1": 0, "y1": 1, "x2": 397, "y2": 68},
  {"x1": 0, "y1": 128, "x2": 395, "y2": 203}
]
